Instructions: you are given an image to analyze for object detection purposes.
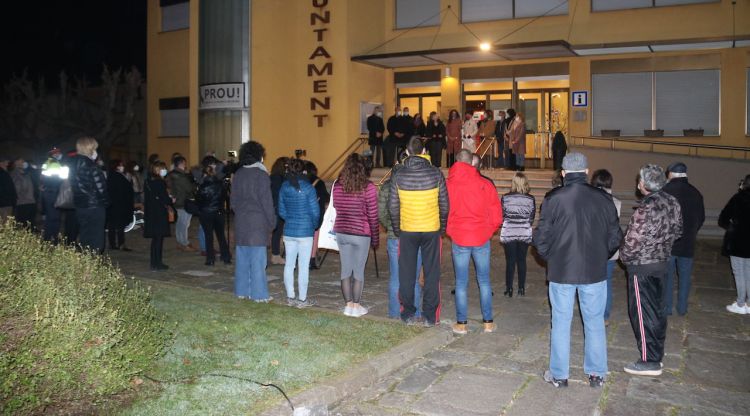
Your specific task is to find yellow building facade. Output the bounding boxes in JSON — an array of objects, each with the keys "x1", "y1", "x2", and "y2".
[{"x1": 147, "y1": 0, "x2": 750, "y2": 170}]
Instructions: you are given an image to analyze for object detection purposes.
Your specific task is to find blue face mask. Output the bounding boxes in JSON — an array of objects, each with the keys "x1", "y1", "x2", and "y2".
[
  {"x1": 21, "y1": 162, "x2": 29, "y2": 170},
  {"x1": 159, "y1": 169, "x2": 168, "y2": 177}
]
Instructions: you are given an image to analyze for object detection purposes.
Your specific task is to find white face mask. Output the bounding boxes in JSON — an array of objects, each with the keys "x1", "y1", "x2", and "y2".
[
  {"x1": 53, "y1": 154, "x2": 62, "y2": 161},
  {"x1": 116, "y1": 166, "x2": 125, "y2": 173},
  {"x1": 403, "y1": 111, "x2": 410, "y2": 116},
  {"x1": 397, "y1": 111, "x2": 402, "y2": 116},
  {"x1": 21, "y1": 162, "x2": 29, "y2": 170},
  {"x1": 90, "y1": 150, "x2": 98, "y2": 161},
  {"x1": 376, "y1": 112, "x2": 383, "y2": 118},
  {"x1": 159, "y1": 169, "x2": 168, "y2": 177},
  {"x1": 133, "y1": 165, "x2": 140, "y2": 172}
]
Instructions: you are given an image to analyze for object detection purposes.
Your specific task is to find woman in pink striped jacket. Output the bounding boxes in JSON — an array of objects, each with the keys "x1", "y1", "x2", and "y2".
[{"x1": 332, "y1": 153, "x2": 380, "y2": 317}]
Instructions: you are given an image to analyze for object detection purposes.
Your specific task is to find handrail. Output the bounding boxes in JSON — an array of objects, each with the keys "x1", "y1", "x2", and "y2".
[
  {"x1": 377, "y1": 168, "x2": 393, "y2": 187},
  {"x1": 571, "y1": 135, "x2": 750, "y2": 159},
  {"x1": 319, "y1": 136, "x2": 368, "y2": 180},
  {"x1": 478, "y1": 137, "x2": 495, "y2": 160}
]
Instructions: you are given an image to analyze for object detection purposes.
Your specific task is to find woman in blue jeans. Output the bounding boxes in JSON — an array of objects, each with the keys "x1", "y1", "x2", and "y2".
[
  {"x1": 279, "y1": 159, "x2": 320, "y2": 308},
  {"x1": 231, "y1": 141, "x2": 276, "y2": 302}
]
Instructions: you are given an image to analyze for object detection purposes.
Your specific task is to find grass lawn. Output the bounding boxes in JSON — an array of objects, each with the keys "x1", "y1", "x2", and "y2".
[{"x1": 120, "y1": 281, "x2": 423, "y2": 415}]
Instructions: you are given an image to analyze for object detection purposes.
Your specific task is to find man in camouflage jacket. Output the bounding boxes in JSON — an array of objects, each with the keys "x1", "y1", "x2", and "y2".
[{"x1": 621, "y1": 164, "x2": 683, "y2": 377}]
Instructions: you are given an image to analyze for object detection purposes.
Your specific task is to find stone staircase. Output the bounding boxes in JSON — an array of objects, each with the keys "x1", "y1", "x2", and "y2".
[{"x1": 367, "y1": 167, "x2": 722, "y2": 239}]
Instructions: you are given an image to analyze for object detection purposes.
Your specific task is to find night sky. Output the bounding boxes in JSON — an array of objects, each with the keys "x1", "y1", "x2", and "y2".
[{"x1": 0, "y1": 0, "x2": 146, "y2": 87}]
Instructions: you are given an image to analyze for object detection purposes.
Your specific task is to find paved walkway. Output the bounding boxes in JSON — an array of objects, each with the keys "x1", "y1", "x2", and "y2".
[{"x1": 109, "y1": 227, "x2": 749, "y2": 416}]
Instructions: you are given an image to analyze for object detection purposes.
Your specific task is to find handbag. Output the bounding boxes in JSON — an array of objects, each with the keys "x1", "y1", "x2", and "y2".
[
  {"x1": 54, "y1": 179, "x2": 74, "y2": 209},
  {"x1": 166, "y1": 205, "x2": 176, "y2": 223},
  {"x1": 317, "y1": 180, "x2": 339, "y2": 251}
]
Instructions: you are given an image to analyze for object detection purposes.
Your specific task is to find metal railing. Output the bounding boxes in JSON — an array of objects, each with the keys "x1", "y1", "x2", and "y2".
[
  {"x1": 319, "y1": 136, "x2": 368, "y2": 181},
  {"x1": 571, "y1": 136, "x2": 750, "y2": 160}
]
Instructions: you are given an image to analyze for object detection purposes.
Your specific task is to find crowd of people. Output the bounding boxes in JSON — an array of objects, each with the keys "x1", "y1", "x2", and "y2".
[
  {"x1": 2, "y1": 130, "x2": 748, "y2": 390},
  {"x1": 366, "y1": 105, "x2": 567, "y2": 172}
]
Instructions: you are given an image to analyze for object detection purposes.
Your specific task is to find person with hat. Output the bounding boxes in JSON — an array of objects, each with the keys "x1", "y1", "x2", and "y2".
[
  {"x1": 661, "y1": 162, "x2": 704, "y2": 316},
  {"x1": 40, "y1": 147, "x2": 69, "y2": 243},
  {"x1": 0, "y1": 156, "x2": 17, "y2": 221},
  {"x1": 533, "y1": 152, "x2": 622, "y2": 388}
]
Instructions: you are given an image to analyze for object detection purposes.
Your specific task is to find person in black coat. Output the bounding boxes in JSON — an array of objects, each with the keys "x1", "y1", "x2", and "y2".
[
  {"x1": 661, "y1": 162, "x2": 705, "y2": 316},
  {"x1": 144, "y1": 161, "x2": 172, "y2": 271},
  {"x1": 367, "y1": 106, "x2": 385, "y2": 168},
  {"x1": 106, "y1": 160, "x2": 135, "y2": 251},
  {"x1": 304, "y1": 161, "x2": 330, "y2": 269},
  {"x1": 269, "y1": 157, "x2": 290, "y2": 265},
  {"x1": 720, "y1": 174, "x2": 750, "y2": 314},
  {"x1": 0, "y1": 156, "x2": 18, "y2": 221},
  {"x1": 552, "y1": 131, "x2": 568, "y2": 171},
  {"x1": 196, "y1": 164, "x2": 231, "y2": 266},
  {"x1": 424, "y1": 111, "x2": 446, "y2": 167},
  {"x1": 70, "y1": 137, "x2": 108, "y2": 254},
  {"x1": 383, "y1": 107, "x2": 402, "y2": 168}
]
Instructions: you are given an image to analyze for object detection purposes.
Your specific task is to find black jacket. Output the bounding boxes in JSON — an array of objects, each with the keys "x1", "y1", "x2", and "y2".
[
  {"x1": 71, "y1": 155, "x2": 108, "y2": 209},
  {"x1": 0, "y1": 168, "x2": 17, "y2": 208},
  {"x1": 719, "y1": 188, "x2": 750, "y2": 258},
  {"x1": 367, "y1": 114, "x2": 385, "y2": 146},
  {"x1": 425, "y1": 121, "x2": 446, "y2": 149},
  {"x1": 532, "y1": 172, "x2": 623, "y2": 284},
  {"x1": 143, "y1": 177, "x2": 171, "y2": 238},
  {"x1": 106, "y1": 171, "x2": 134, "y2": 228},
  {"x1": 196, "y1": 176, "x2": 227, "y2": 214},
  {"x1": 662, "y1": 178, "x2": 704, "y2": 257},
  {"x1": 386, "y1": 115, "x2": 399, "y2": 137}
]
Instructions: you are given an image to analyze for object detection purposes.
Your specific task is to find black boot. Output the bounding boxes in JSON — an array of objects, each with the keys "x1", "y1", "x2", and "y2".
[
  {"x1": 517, "y1": 287, "x2": 525, "y2": 296},
  {"x1": 504, "y1": 288, "x2": 513, "y2": 298}
]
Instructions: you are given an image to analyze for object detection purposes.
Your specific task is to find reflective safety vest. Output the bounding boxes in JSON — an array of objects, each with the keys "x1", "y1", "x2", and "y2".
[{"x1": 41, "y1": 158, "x2": 69, "y2": 179}]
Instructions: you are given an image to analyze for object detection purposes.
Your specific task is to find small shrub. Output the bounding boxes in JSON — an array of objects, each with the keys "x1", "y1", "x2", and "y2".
[{"x1": 0, "y1": 220, "x2": 169, "y2": 414}]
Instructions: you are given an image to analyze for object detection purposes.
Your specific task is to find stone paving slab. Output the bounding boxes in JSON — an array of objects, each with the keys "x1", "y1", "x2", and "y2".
[
  {"x1": 625, "y1": 376, "x2": 750, "y2": 415},
  {"x1": 505, "y1": 378, "x2": 601, "y2": 416}
]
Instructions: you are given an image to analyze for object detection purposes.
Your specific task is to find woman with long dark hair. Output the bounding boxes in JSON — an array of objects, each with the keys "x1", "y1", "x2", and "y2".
[
  {"x1": 445, "y1": 109, "x2": 462, "y2": 167},
  {"x1": 332, "y1": 153, "x2": 379, "y2": 317},
  {"x1": 143, "y1": 161, "x2": 172, "y2": 271},
  {"x1": 278, "y1": 158, "x2": 320, "y2": 308},
  {"x1": 270, "y1": 157, "x2": 290, "y2": 265},
  {"x1": 424, "y1": 111, "x2": 446, "y2": 167},
  {"x1": 196, "y1": 163, "x2": 231, "y2": 266},
  {"x1": 412, "y1": 113, "x2": 426, "y2": 138}
]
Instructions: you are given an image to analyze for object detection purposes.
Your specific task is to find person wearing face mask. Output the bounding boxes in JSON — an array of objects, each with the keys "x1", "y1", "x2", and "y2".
[
  {"x1": 126, "y1": 161, "x2": 144, "y2": 205},
  {"x1": 445, "y1": 110, "x2": 462, "y2": 168},
  {"x1": 383, "y1": 107, "x2": 402, "y2": 168},
  {"x1": 424, "y1": 111, "x2": 446, "y2": 167},
  {"x1": 493, "y1": 110, "x2": 507, "y2": 168},
  {"x1": 461, "y1": 111, "x2": 478, "y2": 153},
  {"x1": 144, "y1": 161, "x2": 173, "y2": 271},
  {"x1": 106, "y1": 160, "x2": 135, "y2": 251},
  {"x1": 70, "y1": 137, "x2": 109, "y2": 254},
  {"x1": 11, "y1": 157, "x2": 37, "y2": 230},
  {"x1": 367, "y1": 106, "x2": 385, "y2": 168},
  {"x1": 40, "y1": 148, "x2": 68, "y2": 243},
  {"x1": 412, "y1": 113, "x2": 426, "y2": 139}
]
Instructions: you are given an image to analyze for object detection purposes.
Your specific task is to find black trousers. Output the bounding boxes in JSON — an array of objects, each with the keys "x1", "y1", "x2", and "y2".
[
  {"x1": 150, "y1": 236, "x2": 164, "y2": 267},
  {"x1": 199, "y1": 211, "x2": 231, "y2": 262},
  {"x1": 271, "y1": 216, "x2": 284, "y2": 255},
  {"x1": 76, "y1": 206, "x2": 106, "y2": 254},
  {"x1": 383, "y1": 137, "x2": 396, "y2": 167},
  {"x1": 399, "y1": 231, "x2": 442, "y2": 323},
  {"x1": 627, "y1": 264, "x2": 668, "y2": 363},
  {"x1": 62, "y1": 209, "x2": 79, "y2": 245},
  {"x1": 504, "y1": 241, "x2": 528, "y2": 290},
  {"x1": 42, "y1": 192, "x2": 62, "y2": 243},
  {"x1": 108, "y1": 226, "x2": 126, "y2": 249},
  {"x1": 14, "y1": 203, "x2": 37, "y2": 231},
  {"x1": 427, "y1": 142, "x2": 443, "y2": 167},
  {"x1": 370, "y1": 144, "x2": 383, "y2": 167}
]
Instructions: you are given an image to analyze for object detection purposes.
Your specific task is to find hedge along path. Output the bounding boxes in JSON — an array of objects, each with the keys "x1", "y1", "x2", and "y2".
[{"x1": 0, "y1": 220, "x2": 169, "y2": 415}]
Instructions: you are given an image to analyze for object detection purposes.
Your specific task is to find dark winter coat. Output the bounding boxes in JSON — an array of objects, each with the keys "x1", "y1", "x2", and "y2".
[
  {"x1": 310, "y1": 175, "x2": 330, "y2": 229},
  {"x1": 0, "y1": 168, "x2": 17, "y2": 208},
  {"x1": 167, "y1": 169, "x2": 195, "y2": 208},
  {"x1": 367, "y1": 114, "x2": 385, "y2": 146},
  {"x1": 71, "y1": 155, "x2": 108, "y2": 209},
  {"x1": 143, "y1": 177, "x2": 171, "y2": 238},
  {"x1": 196, "y1": 175, "x2": 227, "y2": 214},
  {"x1": 532, "y1": 172, "x2": 623, "y2": 284},
  {"x1": 270, "y1": 173, "x2": 285, "y2": 212},
  {"x1": 719, "y1": 188, "x2": 750, "y2": 258},
  {"x1": 552, "y1": 131, "x2": 568, "y2": 171},
  {"x1": 279, "y1": 177, "x2": 320, "y2": 238},
  {"x1": 425, "y1": 120, "x2": 447, "y2": 149},
  {"x1": 662, "y1": 178, "x2": 705, "y2": 257},
  {"x1": 106, "y1": 171, "x2": 135, "y2": 229},
  {"x1": 500, "y1": 192, "x2": 536, "y2": 244},
  {"x1": 231, "y1": 163, "x2": 276, "y2": 246}
]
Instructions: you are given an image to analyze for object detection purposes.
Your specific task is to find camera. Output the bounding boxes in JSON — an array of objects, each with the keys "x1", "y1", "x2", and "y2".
[
  {"x1": 227, "y1": 150, "x2": 237, "y2": 158},
  {"x1": 294, "y1": 149, "x2": 307, "y2": 159}
]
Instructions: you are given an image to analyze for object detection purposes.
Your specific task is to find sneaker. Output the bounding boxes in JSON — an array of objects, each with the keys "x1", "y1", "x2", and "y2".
[
  {"x1": 287, "y1": 297, "x2": 299, "y2": 307},
  {"x1": 726, "y1": 302, "x2": 748, "y2": 315},
  {"x1": 403, "y1": 316, "x2": 421, "y2": 326},
  {"x1": 543, "y1": 370, "x2": 568, "y2": 388},
  {"x1": 296, "y1": 298, "x2": 317, "y2": 309},
  {"x1": 483, "y1": 322, "x2": 497, "y2": 333},
  {"x1": 588, "y1": 374, "x2": 605, "y2": 388},
  {"x1": 624, "y1": 360, "x2": 662, "y2": 376},
  {"x1": 421, "y1": 320, "x2": 436, "y2": 328},
  {"x1": 344, "y1": 306, "x2": 355, "y2": 317},
  {"x1": 452, "y1": 323, "x2": 468, "y2": 335},
  {"x1": 237, "y1": 295, "x2": 248, "y2": 300},
  {"x1": 350, "y1": 305, "x2": 368, "y2": 317},
  {"x1": 254, "y1": 297, "x2": 273, "y2": 303}
]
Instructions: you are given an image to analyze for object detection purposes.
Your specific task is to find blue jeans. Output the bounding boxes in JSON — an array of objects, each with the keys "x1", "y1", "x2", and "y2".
[
  {"x1": 283, "y1": 236, "x2": 313, "y2": 301},
  {"x1": 549, "y1": 280, "x2": 608, "y2": 379},
  {"x1": 452, "y1": 241, "x2": 493, "y2": 322},
  {"x1": 604, "y1": 260, "x2": 616, "y2": 320},
  {"x1": 387, "y1": 238, "x2": 422, "y2": 319},
  {"x1": 235, "y1": 246, "x2": 269, "y2": 300},
  {"x1": 664, "y1": 256, "x2": 693, "y2": 315}
]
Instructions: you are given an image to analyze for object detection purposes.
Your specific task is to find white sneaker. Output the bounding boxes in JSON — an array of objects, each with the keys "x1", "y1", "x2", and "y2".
[
  {"x1": 351, "y1": 305, "x2": 369, "y2": 317},
  {"x1": 726, "y1": 302, "x2": 747, "y2": 315},
  {"x1": 343, "y1": 306, "x2": 355, "y2": 317}
]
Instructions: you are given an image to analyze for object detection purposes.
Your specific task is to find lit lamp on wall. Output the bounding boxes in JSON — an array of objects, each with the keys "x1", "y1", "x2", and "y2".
[{"x1": 444, "y1": 67, "x2": 452, "y2": 78}]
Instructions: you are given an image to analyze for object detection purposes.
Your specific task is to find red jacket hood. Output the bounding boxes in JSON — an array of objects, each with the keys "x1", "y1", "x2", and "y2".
[{"x1": 446, "y1": 162, "x2": 502, "y2": 246}]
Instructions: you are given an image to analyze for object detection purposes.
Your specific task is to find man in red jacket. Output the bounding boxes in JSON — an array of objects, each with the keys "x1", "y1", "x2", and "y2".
[{"x1": 447, "y1": 149, "x2": 503, "y2": 334}]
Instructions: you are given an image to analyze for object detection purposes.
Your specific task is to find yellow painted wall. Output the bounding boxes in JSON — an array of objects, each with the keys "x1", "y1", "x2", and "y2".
[{"x1": 146, "y1": 0, "x2": 193, "y2": 164}]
